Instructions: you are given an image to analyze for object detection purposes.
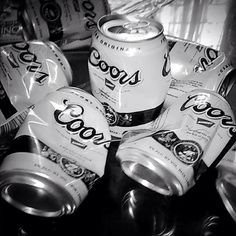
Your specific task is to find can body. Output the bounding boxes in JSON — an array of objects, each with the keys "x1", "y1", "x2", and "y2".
[
  {"x1": 0, "y1": 40, "x2": 72, "y2": 142},
  {"x1": 0, "y1": 87, "x2": 111, "y2": 217},
  {"x1": 163, "y1": 37, "x2": 235, "y2": 110},
  {"x1": 0, "y1": 6, "x2": 25, "y2": 46},
  {"x1": 22, "y1": 0, "x2": 110, "y2": 43},
  {"x1": 116, "y1": 89, "x2": 236, "y2": 196},
  {"x1": 88, "y1": 14, "x2": 171, "y2": 138}
]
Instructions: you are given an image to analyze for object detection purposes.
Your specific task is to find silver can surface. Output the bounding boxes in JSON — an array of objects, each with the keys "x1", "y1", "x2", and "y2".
[
  {"x1": 21, "y1": 0, "x2": 110, "y2": 43},
  {"x1": 0, "y1": 40, "x2": 72, "y2": 140},
  {"x1": 116, "y1": 89, "x2": 236, "y2": 196},
  {"x1": 88, "y1": 14, "x2": 171, "y2": 138},
  {"x1": 0, "y1": 87, "x2": 111, "y2": 217},
  {"x1": 163, "y1": 36, "x2": 235, "y2": 110}
]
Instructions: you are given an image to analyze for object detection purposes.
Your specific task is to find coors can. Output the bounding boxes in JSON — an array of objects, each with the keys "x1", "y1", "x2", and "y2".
[
  {"x1": 0, "y1": 40, "x2": 72, "y2": 156},
  {"x1": 88, "y1": 14, "x2": 171, "y2": 138},
  {"x1": 21, "y1": 0, "x2": 110, "y2": 44},
  {"x1": 0, "y1": 87, "x2": 111, "y2": 217},
  {"x1": 116, "y1": 89, "x2": 236, "y2": 196}
]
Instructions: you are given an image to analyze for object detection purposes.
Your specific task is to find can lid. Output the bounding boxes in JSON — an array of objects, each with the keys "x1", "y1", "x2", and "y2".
[
  {"x1": 98, "y1": 14, "x2": 163, "y2": 42},
  {"x1": 0, "y1": 171, "x2": 76, "y2": 217},
  {"x1": 117, "y1": 147, "x2": 184, "y2": 196},
  {"x1": 216, "y1": 172, "x2": 236, "y2": 222}
]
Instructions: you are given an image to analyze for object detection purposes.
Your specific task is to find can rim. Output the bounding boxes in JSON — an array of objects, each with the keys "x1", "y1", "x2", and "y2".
[
  {"x1": 97, "y1": 14, "x2": 164, "y2": 43},
  {"x1": 117, "y1": 147, "x2": 184, "y2": 196},
  {"x1": 0, "y1": 171, "x2": 77, "y2": 217}
]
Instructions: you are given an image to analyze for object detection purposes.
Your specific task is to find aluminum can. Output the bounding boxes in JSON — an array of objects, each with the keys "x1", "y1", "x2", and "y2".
[
  {"x1": 216, "y1": 143, "x2": 236, "y2": 222},
  {"x1": 163, "y1": 36, "x2": 235, "y2": 110},
  {"x1": 21, "y1": 0, "x2": 110, "y2": 43},
  {"x1": 88, "y1": 14, "x2": 171, "y2": 138},
  {"x1": 0, "y1": 40, "x2": 72, "y2": 154},
  {"x1": 116, "y1": 89, "x2": 236, "y2": 196},
  {"x1": 0, "y1": 2, "x2": 25, "y2": 46},
  {"x1": 167, "y1": 36, "x2": 225, "y2": 77},
  {"x1": 0, "y1": 87, "x2": 111, "y2": 217}
]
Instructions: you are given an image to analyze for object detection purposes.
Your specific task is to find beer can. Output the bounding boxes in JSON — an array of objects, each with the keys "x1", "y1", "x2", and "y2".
[
  {"x1": 21, "y1": 0, "x2": 110, "y2": 44},
  {"x1": 167, "y1": 36, "x2": 224, "y2": 78},
  {"x1": 116, "y1": 89, "x2": 236, "y2": 196},
  {"x1": 0, "y1": 86, "x2": 111, "y2": 217},
  {"x1": 88, "y1": 14, "x2": 171, "y2": 138},
  {"x1": 163, "y1": 36, "x2": 235, "y2": 110},
  {"x1": 216, "y1": 144, "x2": 236, "y2": 222},
  {"x1": 0, "y1": 1, "x2": 25, "y2": 46},
  {"x1": 0, "y1": 40, "x2": 72, "y2": 154}
]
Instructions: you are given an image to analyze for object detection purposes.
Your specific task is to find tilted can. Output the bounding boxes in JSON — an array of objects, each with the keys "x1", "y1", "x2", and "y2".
[
  {"x1": 21, "y1": 0, "x2": 110, "y2": 45},
  {"x1": 0, "y1": 40, "x2": 72, "y2": 156},
  {"x1": 0, "y1": 87, "x2": 111, "y2": 217},
  {"x1": 163, "y1": 36, "x2": 235, "y2": 110},
  {"x1": 167, "y1": 35, "x2": 232, "y2": 78},
  {"x1": 116, "y1": 89, "x2": 236, "y2": 196},
  {"x1": 88, "y1": 14, "x2": 171, "y2": 138}
]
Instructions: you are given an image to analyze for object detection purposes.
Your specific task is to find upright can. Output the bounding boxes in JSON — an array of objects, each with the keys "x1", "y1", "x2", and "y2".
[{"x1": 88, "y1": 14, "x2": 171, "y2": 138}]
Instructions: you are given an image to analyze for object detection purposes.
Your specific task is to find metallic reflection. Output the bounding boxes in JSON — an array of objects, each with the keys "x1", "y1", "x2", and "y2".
[
  {"x1": 155, "y1": 0, "x2": 228, "y2": 50},
  {"x1": 109, "y1": 0, "x2": 236, "y2": 66}
]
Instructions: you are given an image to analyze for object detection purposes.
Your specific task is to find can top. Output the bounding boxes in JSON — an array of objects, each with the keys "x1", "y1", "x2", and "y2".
[
  {"x1": 98, "y1": 14, "x2": 163, "y2": 42},
  {"x1": 117, "y1": 147, "x2": 185, "y2": 196},
  {"x1": 0, "y1": 172, "x2": 77, "y2": 217}
]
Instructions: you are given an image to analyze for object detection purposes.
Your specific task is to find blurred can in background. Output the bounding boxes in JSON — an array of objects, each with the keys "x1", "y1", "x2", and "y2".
[
  {"x1": 0, "y1": 0, "x2": 25, "y2": 46},
  {"x1": 0, "y1": 87, "x2": 111, "y2": 217},
  {"x1": 88, "y1": 14, "x2": 171, "y2": 138},
  {"x1": 116, "y1": 89, "x2": 236, "y2": 196},
  {"x1": 21, "y1": 0, "x2": 110, "y2": 45}
]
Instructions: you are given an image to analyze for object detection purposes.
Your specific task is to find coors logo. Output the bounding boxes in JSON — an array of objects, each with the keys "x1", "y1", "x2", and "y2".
[
  {"x1": 54, "y1": 99, "x2": 108, "y2": 146},
  {"x1": 81, "y1": 0, "x2": 98, "y2": 30},
  {"x1": 180, "y1": 93, "x2": 236, "y2": 136},
  {"x1": 7, "y1": 42, "x2": 49, "y2": 84},
  {"x1": 89, "y1": 47, "x2": 142, "y2": 86}
]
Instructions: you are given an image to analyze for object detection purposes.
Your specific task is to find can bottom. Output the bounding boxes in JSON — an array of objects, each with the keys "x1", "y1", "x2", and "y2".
[
  {"x1": 117, "y1": 147, "x2": 184, "y2": 196},
  {"x1": 216, "y1": 172, "x2": 236, "y2": 222},
  {"x1": 0, "y1": 171, "x2": 77, "y2": 217}
]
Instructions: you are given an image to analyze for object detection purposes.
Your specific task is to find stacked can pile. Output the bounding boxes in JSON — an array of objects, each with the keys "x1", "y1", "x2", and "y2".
[{"x1": 0, "y1": 0, "x2": 236, "y2": 226}]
